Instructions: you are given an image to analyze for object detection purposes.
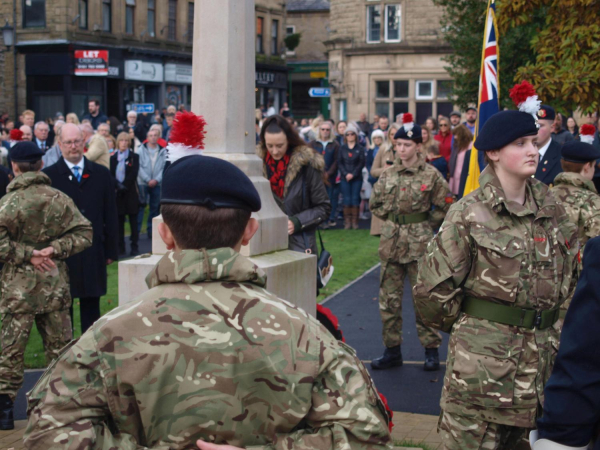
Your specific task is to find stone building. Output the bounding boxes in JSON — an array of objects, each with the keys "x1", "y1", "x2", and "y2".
[
  {"x1": 0, "y1": 0, "x2": 286, "y2": 122},
  {"x1": 286, "y1": 0, "x2": 331, "y2": 119},
  {"x1": 325, "y1": 0, "x2": 453, "y2": 124}
]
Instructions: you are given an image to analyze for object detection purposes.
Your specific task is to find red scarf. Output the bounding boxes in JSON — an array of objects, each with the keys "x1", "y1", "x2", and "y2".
[{"x1": 265, "y1": 152, "x2": 290, "y2": 198}]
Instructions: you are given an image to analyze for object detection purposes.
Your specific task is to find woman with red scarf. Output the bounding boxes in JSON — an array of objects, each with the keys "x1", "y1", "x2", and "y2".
[{"x1": 258, "y1": 115, "x2": 331, "y2": 255}]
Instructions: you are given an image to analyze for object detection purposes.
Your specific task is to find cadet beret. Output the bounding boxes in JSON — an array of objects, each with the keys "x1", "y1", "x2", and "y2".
[
  {"x1": 473, "y1": 110, "x2": 538, "y2": 152},
  {"x1": 561, "y1": 140, "x2": 600, "y2": 163},
  {"x1": 161, "y1": 155, "x2": 261, "y2": 212},
  {"x1": 394, "y1": 113, "x2": 422, "y2": 142},
  {"x1": 9, "y1": 141, "x2": 44, "y2": 163},
  {"x1": 536, "y1": 104, "x2": 555, "y2": 121}
]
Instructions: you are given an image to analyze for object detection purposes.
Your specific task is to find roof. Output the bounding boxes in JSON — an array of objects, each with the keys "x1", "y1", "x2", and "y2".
[{"x1": 286, "y1": 0, "x2": 330, "y2": 12}]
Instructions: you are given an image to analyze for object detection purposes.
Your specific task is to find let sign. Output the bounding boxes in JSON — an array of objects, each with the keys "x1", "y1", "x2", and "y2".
[{"x1": 74, "y1": 50, "x2": 109, "y2": 76}]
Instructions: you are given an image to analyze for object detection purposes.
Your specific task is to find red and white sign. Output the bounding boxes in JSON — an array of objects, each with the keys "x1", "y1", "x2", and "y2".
[{"x1": 74, "y1": 50, "x2": 109, "y2": 76}]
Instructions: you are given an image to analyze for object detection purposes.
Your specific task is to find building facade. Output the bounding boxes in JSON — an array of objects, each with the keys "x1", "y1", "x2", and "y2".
[
  {"x1": 0, "y1": 0, "x2": 286, "y2": 123},
  {"x1": 325, "y1": 0, "x2": 453, "y2": 124}
]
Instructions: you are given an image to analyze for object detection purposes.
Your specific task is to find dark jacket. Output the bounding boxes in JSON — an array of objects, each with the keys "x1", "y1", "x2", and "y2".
[
  {"x1": 338, "y1": 144, "x2": 365, "y2": 181},
  {"x1": 110, "y1": 151, "x2": 140, "y2": 216},
  {"x1": 83, "y1": 112, "x2": 109, "y2": 130},
  {"x1": 535, "y1": 139, "x2": 563, "y2": 185},
  {"x1": 428, "y1": 156, "x2": 449, "y2": 180},
  {"x1": 552, "y1": 128, "x2": 575, "y2": 146},
  {"x1": 309, "y1": 140, "x2": 339, "y2": 184},
  {"x1": 259, "y1": 145, "x2": 331, "y2": 255},
  {"x1": 537, "y1": 236, "x2": 600, "y2": 450},
  {"x1": 43, "y1": 157, "x2": 119, "y2": 298}
]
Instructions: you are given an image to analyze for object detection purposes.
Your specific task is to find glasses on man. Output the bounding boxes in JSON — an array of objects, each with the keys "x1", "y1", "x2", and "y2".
[
  {"x1": 439, "y1": 123, "x2": 449, "y2": 127},
  {"x1": 61, "y1": 139, "x2": 83, "y2": 147},
  {"x1": 320, "y1": 128, "x2": 331, "y2": 131}
]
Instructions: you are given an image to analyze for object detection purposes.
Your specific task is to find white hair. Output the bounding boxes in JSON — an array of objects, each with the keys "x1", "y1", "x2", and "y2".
[
  {"x1": 127, "y1": 110, "x2": 138, "y2": 118},
  {"x1": 34, "y1": 121, "x2": 49, "y2": 131}
]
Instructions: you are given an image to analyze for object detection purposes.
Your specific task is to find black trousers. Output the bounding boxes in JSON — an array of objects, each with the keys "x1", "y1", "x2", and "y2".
[
  {"x1": 70, "y1": 297, "x2": 101, "y2": 334},
  {"x1": 118, "y1": 214, "x2": 139, "y2": 252}
]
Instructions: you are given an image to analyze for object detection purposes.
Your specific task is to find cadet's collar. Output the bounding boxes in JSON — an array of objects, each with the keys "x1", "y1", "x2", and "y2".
[
  {"x1": 554, "y1": 172, "x2": 598, "y2": 193},
  {"x1": 395, "y1": 152, "x2": 426, "y2": 173},
  {"x1": 7, "y1": 171, "x2": 51, "y2": 193},
  {"x1": 146, "y1": 248, "x2": 267, "y2": 289}
]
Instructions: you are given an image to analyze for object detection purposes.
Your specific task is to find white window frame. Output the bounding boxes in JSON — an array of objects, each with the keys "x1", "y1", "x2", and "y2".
[
  {"x1": 366, "y1": 5, "x2": 381, "y2": 44},
  {"x1": 384, "y1": 4, "x2": 401, "y2": 43},
  {"x1": 416, "y1": 80, "x2": 434, "y2": 100},
  {"x1": 286, "y1": 25, "x2": 295, "y2": 36}
]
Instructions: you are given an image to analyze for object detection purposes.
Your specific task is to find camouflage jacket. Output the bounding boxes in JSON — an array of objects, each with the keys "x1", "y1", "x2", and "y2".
[
  {"x1": 551, "y1": 172, "x2": 600, "y2": 260},
  {"x1": 0, "y1": 172, "x2": 92, "y2": 314},
  {"x1": 370, "y1": 153, "x2": 454, "y2": 263},
  {"x1": 25, "y1": 248, "x2": 393, "y2": 450},
  {"x1": 414, "y1": 165, "x2": 579, "y2": 428}
]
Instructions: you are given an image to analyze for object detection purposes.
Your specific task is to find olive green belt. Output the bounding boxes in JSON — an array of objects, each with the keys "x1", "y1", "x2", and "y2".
[
  {"x1": 462, "y1": 297, "x2": 560, "y2": 330},
  {"x1": 388, "y1": 212, "x2": 429, "y2": 225}
]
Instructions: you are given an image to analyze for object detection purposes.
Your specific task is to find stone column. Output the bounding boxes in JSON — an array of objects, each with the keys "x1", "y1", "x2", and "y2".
[{"x1": 119, "y1": 0, "x2": 317, "y2": 315}]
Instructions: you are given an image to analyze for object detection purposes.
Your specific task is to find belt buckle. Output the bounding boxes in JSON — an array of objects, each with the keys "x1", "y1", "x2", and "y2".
[{"x1": 534, "y1": 310, "x2": 542, "y2": 329}]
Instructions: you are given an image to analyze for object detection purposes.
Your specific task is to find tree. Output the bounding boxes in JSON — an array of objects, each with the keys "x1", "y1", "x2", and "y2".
[
  {"x1": 284, "y1": 33, "x2": 302, "y2": 52},
  {"x1": 432, "y1": 0, "x2": 543, "y2": 110},
  {"x1": 500, "y1": 0, "x2": 600, "y2": 114}
]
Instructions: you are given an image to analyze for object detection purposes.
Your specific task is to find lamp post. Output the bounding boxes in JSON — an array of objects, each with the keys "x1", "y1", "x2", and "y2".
[{"x1": 1, "y1": 2, "x2": 17, "y2": 122}]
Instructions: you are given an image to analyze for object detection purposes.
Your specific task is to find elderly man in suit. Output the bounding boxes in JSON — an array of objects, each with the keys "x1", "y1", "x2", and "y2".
[
  {"x1": 43, "y1": 123, "x2": 119, "y2": 333},
  {"x1": 534, "y1": 105, "x2": 563, "y2": 186}
]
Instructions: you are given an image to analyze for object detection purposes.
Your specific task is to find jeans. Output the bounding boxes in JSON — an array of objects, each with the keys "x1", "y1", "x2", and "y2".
[
  {"x1": 340, "y1": 178, "x2": 362, "y2": 206},
  {"x1": 138, "y1": 184, "x2": 161, "y2": 236},
  {"x1": 326, "y1": 183, "x2": 341, "y2": 221}
]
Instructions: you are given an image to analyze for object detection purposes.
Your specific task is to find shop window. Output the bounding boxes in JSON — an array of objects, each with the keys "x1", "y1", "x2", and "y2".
[
  {"x1": 416, "y1": 103, "x2": 433, "y2": 125},
  {"x1": 271, "y1": 19, "x2": 279, "y2": 55},
  {"x1": 394, "y1": 80, "x2": 408, "y2": 98},
  {"x1": 366, "y1": 5, "x2": 381, "y2": 43},
  {"x1": 148, "y1": 0, "x2": 155, "y2": 37},
  {"x1": 384, "y1": 4, "x2": 401, "y2": 42},
  {"x1": 168, "y1": 0, "x2": 177, "y2": 41},
  {"x1": 34, "y1": 96, "x2": 65, "y2": 123},
  {"x1": 187, "y1": 2, "x2": 194, "y2": 43},
  {"x1": 23, "y1": 0, "x2": 45, "y2": 28},
  {"x1": 256, "y1": 17, "x2": 264, "y2": 53},
  {"x1": 102, "y1": 0, "x2": 111, "y2": 32},
  {"x1": 437, "y1": 80, "x2": 453, "y2": 99},
  {"x1": 416, "y1": 81, "x2": 434, "y2": 100},
  {"x1": 78, "y1": 0, "x2": 87, "y2": 29},
  {"x1": 125, "y1": 0, "x2": 135, "y2": 34},
  {"x1": 375, "y1": 81, "x2": 389, "y2": 99}
]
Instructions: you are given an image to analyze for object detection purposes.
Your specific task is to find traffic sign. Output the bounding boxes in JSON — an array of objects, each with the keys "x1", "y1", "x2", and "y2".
[
  {"x1": 308, "y1": 87, "x2": 331, "y2": 98},
  {"x1": 131, "y1": 103, "x2": 155, "y2": 113}
]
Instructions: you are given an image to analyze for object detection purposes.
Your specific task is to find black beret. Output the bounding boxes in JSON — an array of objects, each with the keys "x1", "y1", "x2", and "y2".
[
  {"x1": 561, "y1": 140, "x2": 600, "y2": 163},
  {"x1": 9, "y1": 141, "x2": 44, "y2": 163},
  {"x1": 474, "y1": 110, "x2": 538, "y2": 152},
  {"x1": 537, "y1": 104, "x2": 555, "y2": 121},
  {"x1": 394, "y1": 123, "x2": 423, "y2": 142},
  {"x1": 161, "y1": 155, "x2": 261, "y2": 212}
]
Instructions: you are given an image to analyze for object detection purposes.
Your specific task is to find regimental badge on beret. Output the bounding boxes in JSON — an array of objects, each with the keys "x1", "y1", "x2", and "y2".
[
  {"x1": 407, "y1": 131, "x2": 413, "y2": 138},
  {"x1": 535, "y1": 120, "x2": 540, "y2": 129},
  {"x1": 537, "y1": 109, "x2": 547, "y2": 118}
]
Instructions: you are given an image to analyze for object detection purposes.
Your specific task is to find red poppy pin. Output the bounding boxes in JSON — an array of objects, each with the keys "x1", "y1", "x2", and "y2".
[
  {"x1": 420, "y1": 184, "x2": 427, "y2": 191},
  {"x1": 348, "y1": 153, "x2": 353, "y2": 157},
  {"x1": 82, "y1": 174, "x2": 90, "y2": 179},
  {"x1": 537, "y1": 109, "x2": 547, "y2": 118},
  {"x1": 445, "y1": 196, "x2": 454, "y2": 204}
]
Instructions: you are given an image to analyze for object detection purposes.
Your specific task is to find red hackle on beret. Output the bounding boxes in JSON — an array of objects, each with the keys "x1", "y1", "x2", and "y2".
[
  {"x1": 402, "y1": 113, "x2": 414, "y2": 124},
  {"x1": 168, "y1": 111, "x2": 207, "y2": 149},
  {"x1": 9, "y1": 129, "x2": 23, "y2": 141},
  {"x1": 509, "y1": 81, "x2": 537, "y2": 108}
]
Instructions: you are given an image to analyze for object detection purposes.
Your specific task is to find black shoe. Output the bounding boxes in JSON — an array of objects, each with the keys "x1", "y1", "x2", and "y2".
[
  {"x1": 424, "y1": 348, "x2": 440, "y2": 371},
  {"x1": 119, "y1": 244, "x2": 126, "y2": 255},
  {"x1": 371, "y1": 346, "x2": 403, "y2": 370},
  {"x1": 0, "y1": 394, "x2": 14, "y2": 430},
  {"x1": 130, "y1": 246, "x2": 139, "y2": 256}
]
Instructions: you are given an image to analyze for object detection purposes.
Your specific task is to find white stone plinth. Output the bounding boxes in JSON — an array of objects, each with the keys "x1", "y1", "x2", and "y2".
[{"x1": 119, "y1": 251, "x2": 317, "y2": 317}]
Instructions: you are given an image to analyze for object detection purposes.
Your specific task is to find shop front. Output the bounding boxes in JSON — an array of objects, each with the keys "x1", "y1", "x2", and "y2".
[
  {"x1": 164, "y1": 63, "x2": 192, "y2": 110},
  {"x1": 123, "y1": 60, "x2": 164, "y2": 114},
  {"x1": 255, "y1": 64, "x2": 289, "y2": 114}
]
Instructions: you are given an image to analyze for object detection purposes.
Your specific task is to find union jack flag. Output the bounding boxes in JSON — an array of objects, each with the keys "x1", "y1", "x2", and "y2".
[{"x1": 463, "y1": 0, "x2": 500, "y2": 196}]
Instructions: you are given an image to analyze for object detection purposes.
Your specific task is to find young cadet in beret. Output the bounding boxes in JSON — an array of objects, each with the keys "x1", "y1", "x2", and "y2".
[
  {"x1": 413, "y1": 81, "x2": 579, "y2": 450},
  {"x1": 0, "y1": 142, "x2": 92, "y2": 430},
  {"x1": 24, "y1": 155, "x2": 393, "y2": 450},
  {"x1": 369, "y1": 113, "x2": 454, "y2": 372}
]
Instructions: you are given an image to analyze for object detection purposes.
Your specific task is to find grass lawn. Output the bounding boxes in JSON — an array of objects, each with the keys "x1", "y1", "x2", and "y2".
[{"x1": 23, "y1": 228, "x2": 381, "y2": 368}]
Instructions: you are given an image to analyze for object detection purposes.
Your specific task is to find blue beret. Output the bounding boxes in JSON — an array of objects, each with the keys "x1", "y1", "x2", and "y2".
[
  {"x1": 394, "y1": 123, "x2": 423, "y2": 142},
  {"x1": 561, "y1": 141, "x2": 600, "y2": 163},
  {"x1": 9, "y1": 141, "x2": 44, "y2": 163},
  {"x1": 161, "y1": 155, "x2": 261, "y2": 212},
  {"x1": 474, "y1": 110, "x2": 538, "y2": 152},
  {"x1": 537, "y1": 104, "x2": 555, "y2": 121}
]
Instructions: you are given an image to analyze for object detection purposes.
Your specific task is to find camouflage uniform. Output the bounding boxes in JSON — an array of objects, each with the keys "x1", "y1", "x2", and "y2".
[
  {"x1": 413, "y1": 166, "x2": 579, "y2": 449},
  {"x1": 25, "y1": 248, "x2": 393, "y2": 450},
  {"x1": 370, "y1": 153, "x2": 453, "y2": 349},
  {"x1": 0, "y1": 172, "x2": 92, "y2": 401}
]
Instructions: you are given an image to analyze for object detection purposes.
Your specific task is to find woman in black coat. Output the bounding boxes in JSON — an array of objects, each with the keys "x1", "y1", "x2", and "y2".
[
  {"x1": 258, "y1": 115, "x2": 331, "y2": 255},
  {"x1": 338, "y1": 123, "x2": 365, "y2": 229},
  {"x1": 110, "y1": 132, "x2": 140, "y2": 255}
]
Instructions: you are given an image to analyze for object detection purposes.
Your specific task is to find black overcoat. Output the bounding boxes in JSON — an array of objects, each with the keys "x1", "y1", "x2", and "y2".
[
  {"x1": 535, "y1": 139, "x2": 563, "y2": 185},
  {"x1": 43, "y1": 157, "x2": 119, "y2": 298},
  {"x1": 110, "y1": 151, "x2": 140, "y2": 216}
]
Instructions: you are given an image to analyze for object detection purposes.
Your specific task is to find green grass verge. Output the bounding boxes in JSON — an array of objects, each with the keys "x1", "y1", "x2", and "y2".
[{"x1": 23, "y1": 228, "x2": 380, "y2": 368}]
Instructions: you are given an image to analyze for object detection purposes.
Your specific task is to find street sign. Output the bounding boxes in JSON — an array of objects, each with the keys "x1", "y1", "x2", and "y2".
[
  {"x1": 308, "y1": 87, "x2": 331, "y2": 98},
  {"x1": 130, "y1": 103, "x2": 155, "y2": 114}
]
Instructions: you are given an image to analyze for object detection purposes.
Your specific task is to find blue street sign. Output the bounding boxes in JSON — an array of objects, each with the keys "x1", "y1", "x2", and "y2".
[
  {"x1": 131, "y1": 103, "x2": 155, "y2": 113},
  {"x1": 308, "y1": 87, "x2": 331, "y2": 98}
]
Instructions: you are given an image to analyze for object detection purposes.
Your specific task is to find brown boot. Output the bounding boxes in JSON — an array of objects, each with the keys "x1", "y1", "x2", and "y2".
[
  {"x1": 352, "y1": 206, "x2": 360, "y2": 229},
  {"x1": 344, "y1": 207, "x2": 352, "y2": 230}
]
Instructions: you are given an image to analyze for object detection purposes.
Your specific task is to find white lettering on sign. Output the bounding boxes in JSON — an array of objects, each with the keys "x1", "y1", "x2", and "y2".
[{"x1": 83, "y1": 51, "x2": 100, "y2": 58}]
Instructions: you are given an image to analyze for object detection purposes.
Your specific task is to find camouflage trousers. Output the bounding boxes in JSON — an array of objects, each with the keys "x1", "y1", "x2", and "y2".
[
  {"x1": 438, "y1": 411, "x2": 528, "y2": 450},
  {"x1": 379, "y1": 261, "x2": 441, "y2": 349},
  {"x1": 0, "y1": 310, "x2": 72, "y2": 401}
]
